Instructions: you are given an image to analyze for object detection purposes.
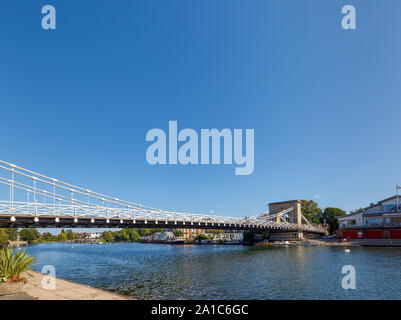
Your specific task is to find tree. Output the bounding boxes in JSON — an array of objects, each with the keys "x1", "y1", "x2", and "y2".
[
  {"x1": 117, "y1": 229, "x2": 141, "y2": 242},
  {"x1": 19, "y1": 228, "x2": 41, "y2": 243},
  {"x1": 173, "y1": 230, "x2": 184, "y2": 238},
  {"x1": 103, "y1": 231, "x2": 114, "y2": 243},
  {"x1": 301, "y1": 200, "x2": 322, "y2": 226},
  {"x1": 5, "y1": 228, "x2": 19, "y2": 241},
  {"x1": 0, "y1": 229, "x2": 9, "y2": 245},
  {"x1": 58, "y1": 229, "x2": 67, "y2": 241},
  {"x1": 135, "y1": 228, "x2": 163, "y2": 237},
  {"x1": 207, "y1": 229, "x2": 224, "y2": 234},
  {"x1": 137, "y1": 228, "x2": 151, "y2": 236},
  {"x1": 42, "y1": 232, "x2": 57, "y2": 241},
  {"x1": 66, "y1": 229, "x2": 75, "y2": 240},
  {"x1": 121, "y1": 229, "x2": 131, "y2": 241},
  {"x1": 195, "y1": 233, "x2": 210, "y2": 242},
  {"x1": 242, "y1": 230, "x2": 255, "y2": 244},
  {"x1": 321, "y1": 207, "x2": 346, "y2": 234},
  {"x1": 128, "y1": 229, "x2": 140, "y2": 242}
]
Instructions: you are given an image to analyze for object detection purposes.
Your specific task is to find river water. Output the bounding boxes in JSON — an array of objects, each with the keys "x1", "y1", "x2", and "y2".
[{"x1": 24, "y1": 242, "x2": 401, "y2": 299}]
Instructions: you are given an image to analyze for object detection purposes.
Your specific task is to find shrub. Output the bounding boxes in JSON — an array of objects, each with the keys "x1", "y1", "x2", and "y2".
[
  {"x1": 173, "y1": 230, "x2": 184, "y2": 238},
  {"x1": 0, "y1": 247, "x2": 36, "y2": 283},
  {"x1": 195, "y1": 234, "x2": 210, "y2": 242}
]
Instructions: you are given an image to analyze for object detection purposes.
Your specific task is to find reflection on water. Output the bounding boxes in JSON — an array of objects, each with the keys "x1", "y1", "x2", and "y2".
[{"x1": 25, "y1": 242, "x2": 401, "y2": 299}]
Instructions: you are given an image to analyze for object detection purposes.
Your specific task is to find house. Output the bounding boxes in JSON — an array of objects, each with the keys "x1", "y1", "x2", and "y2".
[
  {"x1": 181, "y1": 228, "x2": 206, "y2": 240},
  {"x1": 339, "y1": 193, "x2": 401, "y2": 239},
  {"x1": 152, "y1": 231, "x2": 175, "y2": 241}
]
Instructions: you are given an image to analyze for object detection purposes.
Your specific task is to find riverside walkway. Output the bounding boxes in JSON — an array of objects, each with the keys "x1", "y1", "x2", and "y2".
[{"x1": 0, "y1": 271, "x2": 129, "y2": 300}]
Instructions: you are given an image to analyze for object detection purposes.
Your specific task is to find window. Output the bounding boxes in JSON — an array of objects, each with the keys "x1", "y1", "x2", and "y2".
[
  {"x1": 366, "y1": 218, "x2": 382, "y2": 226},
  {"x1": 382, "y1": 204, "x2": 398, "y2": 213}
]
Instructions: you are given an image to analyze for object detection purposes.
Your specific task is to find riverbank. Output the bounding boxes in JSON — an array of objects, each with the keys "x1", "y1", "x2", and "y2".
[
  {"x1": 254, "y1": 238, "x2": 359, "y2": 247},
  {"x1": 0, "y1": 271, "x2": 131, "y2": 300},
  {"x1": 305, "y1": 239, "x2": 360, "y2": 246}
]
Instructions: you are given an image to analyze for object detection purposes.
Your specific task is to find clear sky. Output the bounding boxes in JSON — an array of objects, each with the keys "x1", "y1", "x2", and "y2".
[{"x1": 1, "y1": 0, "x2": 401, "y2": 234}]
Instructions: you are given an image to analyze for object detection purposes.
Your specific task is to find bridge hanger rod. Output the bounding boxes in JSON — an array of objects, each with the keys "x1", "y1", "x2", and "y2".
[
  {"x1": 0, "y1": 161, "x2": 257, "y2": 221},
  {"x1": 0, "y1": 160, "x2": 160, "y2": 211},
  {"x1": 0, "y1": 178, "x2": 248, "y2": 223},
  {"x1": 0, "y1": 176, "x2": 143, "y2": 210},
  {"x1": 0, "y1": 177, "x2": 161, "y2": 217},
  {"x1": 0, "y1": 161, "x2": 236, "y2": 219},
  {"x1": 0, "y1": 160, "x2": 325, "y2": 231}
]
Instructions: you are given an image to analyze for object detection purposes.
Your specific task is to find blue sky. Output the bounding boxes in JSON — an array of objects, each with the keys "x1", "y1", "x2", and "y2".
[{"x1": 1, "y1": 0, "x2": 401, "y2": 233}]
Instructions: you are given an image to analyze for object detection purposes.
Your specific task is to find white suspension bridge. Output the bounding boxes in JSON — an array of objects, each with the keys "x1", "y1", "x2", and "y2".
[{"x1": 0, "y1": 160, "x2": 326, "y2": 234}]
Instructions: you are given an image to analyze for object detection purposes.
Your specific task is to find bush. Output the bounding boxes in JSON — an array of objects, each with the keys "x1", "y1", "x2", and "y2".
[
  {"x1": 195, "y1": 234, "x2": 210, "y2": 242},
  {"x1": 242, "y1": 230, "x2": 255, "y2": 243},
  {"x1": 0, "y1": 247, "x2": 36, "y2": 283},
  {"x1": 0, "y1": 229, "x2": 8, "y2": 245},
  {"x1": 173, "y1": 230, "x2": 184, "y2": 238}
]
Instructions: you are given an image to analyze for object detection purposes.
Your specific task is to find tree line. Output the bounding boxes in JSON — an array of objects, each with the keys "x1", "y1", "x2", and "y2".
[
  {"x1": 102, "y1": 228, "x2": 164, "y2": 243},
  {"x1": 0, "y1": 228, "x2": 164, "y2": 245},
  {"x1": 300, "y1": 200, "x2": 346, "y2": 234}
]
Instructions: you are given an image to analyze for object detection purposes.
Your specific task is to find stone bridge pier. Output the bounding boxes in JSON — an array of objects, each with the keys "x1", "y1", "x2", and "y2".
[{"x1": 268, "y1": 200, "x2": 304, "y2": 241}]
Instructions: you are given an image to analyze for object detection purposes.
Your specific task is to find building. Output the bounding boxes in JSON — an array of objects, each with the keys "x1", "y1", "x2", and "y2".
[
  {"x1": 152, "y1": 231, "x2": 175, "y2": 241},
  {"x1": 163, "y1": 228, "x2": 206, "y2": 240},
  {"x1": 174, "y1": 228, "x2": 243, "y2": 241},
  {"x1": 339, "y1": 194, "x2": 401, "y2": 239},
  {"x1": 182, "y1": 228, "x2": 206, "y2": 240}
]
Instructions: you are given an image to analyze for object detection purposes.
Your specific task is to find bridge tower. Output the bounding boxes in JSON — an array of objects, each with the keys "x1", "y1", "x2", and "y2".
[{"x1": 268, "y1": 200, "x2": 303, "y2": 240}]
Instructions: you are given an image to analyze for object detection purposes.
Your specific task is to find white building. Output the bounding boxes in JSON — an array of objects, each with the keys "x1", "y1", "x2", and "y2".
[
  {"x1": 339, "y1": 194, "x2": 401, "y2": 239},
  {"x1": 152, "y1": 231, "x2": 175, "y2": 241}
]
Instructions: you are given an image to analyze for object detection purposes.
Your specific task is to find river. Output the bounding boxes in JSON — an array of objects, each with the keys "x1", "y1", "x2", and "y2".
[{"x1": 24, "y1": 242, "x2": 401, "y2": 299}]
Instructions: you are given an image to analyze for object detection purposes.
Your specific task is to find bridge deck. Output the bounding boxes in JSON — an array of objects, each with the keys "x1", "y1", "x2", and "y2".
[{"x1": 0, "y1": 214, "x2": 324, "y2": 234}]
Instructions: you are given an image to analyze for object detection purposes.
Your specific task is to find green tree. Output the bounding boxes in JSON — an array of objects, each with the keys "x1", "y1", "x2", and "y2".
[
  {"x1": 58, "y1": 229, "x2": 67, "y2": 241},
  {"x1": 113, "y1": 230, "x2": 130, "y2": 242},
  {"x1": 173, "y1": 230, "x2": 184, "y2": 238},
  {"x1": 5, "y1": 228, "x2": 19, "y2": 241},
  {"x1": 195, "y1": 233, "x2": 210, "y2": 242},
  {"x1": 103, "y1": 231, "x2": 114, "y2": 243},
  {"x1": 121, "y1": 229, "x2": 131, "y2": 241},
  {"x1": 242, "y1": 230, "x2": 255, "y2": 244},
  {"x1": 321, "y1": 207, "x2": 346, "y2": 234},
  {"x1": 0, "y1": 229, "x2": 9, "y2": 245},
  {"x1": 206, "y1": 229, "x2": 224, "y2": 234},
  {"x1": 19, "y1": 228, "x2": 41, "y2": 243},
  {"x1": 301, "y1": 200, "x2": 322, "y2": 226},
  {"x1": 66, "y1": 229, "x2": 75, "y2": 240},
  {"x1": 137, "y1": 228, "x2": 150, "y2": 236},
  {"x1": 131, "y1": 229, "x2": 141, "y2": 241},
  {"x1": 42, "y1": 232, "x2": 57, "y2": 241}
]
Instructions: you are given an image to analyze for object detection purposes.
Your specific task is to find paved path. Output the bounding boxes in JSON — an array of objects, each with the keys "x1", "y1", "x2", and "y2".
[
  {"x1": 0, "y1": 271, "x2": 130, "y2": 300},
  {"x1": 0, "y1": 293, "x2": 35, "y2": 300}
]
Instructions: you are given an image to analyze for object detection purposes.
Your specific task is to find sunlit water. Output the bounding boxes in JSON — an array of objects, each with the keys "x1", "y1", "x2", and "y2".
[{"x1": 24, "y1": 242, "x2": 401, "y2": 299}]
